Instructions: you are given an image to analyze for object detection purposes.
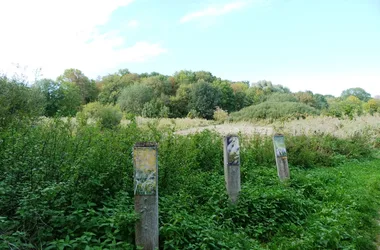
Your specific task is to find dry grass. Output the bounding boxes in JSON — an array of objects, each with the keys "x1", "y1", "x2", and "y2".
[
  {"x1": 120, "y1": 117, "x2": 215, "y2": 131},
  {"x1": 274, "y1": 114, "x2": 380, "y2": 138}
]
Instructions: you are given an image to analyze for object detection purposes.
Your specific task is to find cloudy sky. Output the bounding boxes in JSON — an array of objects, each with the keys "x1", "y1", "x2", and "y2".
[{"x1": 0, "y1": 0, "x2": 379, "y2": 96}]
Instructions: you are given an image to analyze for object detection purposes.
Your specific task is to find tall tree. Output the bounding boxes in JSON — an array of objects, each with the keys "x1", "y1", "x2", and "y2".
[
  {"x1": 33, "y1": 78, "x2": 61, "y2": 116},
  {"x1": 118, "y1": 84, "x2": 154, "y2": 115},
  {"x1": 57, "y1": 69, "x2": 98, "y2": 104},
  {"x1": 212, "y1": 80, "x2": 235, "y2": 112},
  {"x1": 0, "y1": 75, "x2": 45, "y2": 126},
  {"x1": 188, "y1": 80, "x2": 221, "y2": 119},
  {"x1": 341, "y1": 87, "x2": 371, "y2": 102}
]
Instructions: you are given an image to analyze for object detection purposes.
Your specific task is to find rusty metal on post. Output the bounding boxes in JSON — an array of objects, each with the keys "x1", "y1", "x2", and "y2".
[
  {"x1": 273, "y1": 134, "x2": 290, "y2": 181},
  {"x1": 223, "y1": 134, "x2": 241, "y2": 204},
  {"x1": 133, "y1": 142, "x2": 158, "y2": 250}
]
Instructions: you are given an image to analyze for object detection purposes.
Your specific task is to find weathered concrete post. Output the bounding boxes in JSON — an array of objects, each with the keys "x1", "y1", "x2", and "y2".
[
  {"x1": 133, "y1": 142, "x2": 158, "y2": 250},
  {"x1": 223, "y1": 134, "x2": 241, "y2": 204},
  {"x1": 273, "y1": 134, "x2": 290, "y2": 180}
]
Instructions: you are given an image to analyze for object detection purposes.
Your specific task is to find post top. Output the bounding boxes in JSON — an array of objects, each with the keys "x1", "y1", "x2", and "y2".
[{"x1": 134, "y1": 142, "x2": 157, "y2": 148}]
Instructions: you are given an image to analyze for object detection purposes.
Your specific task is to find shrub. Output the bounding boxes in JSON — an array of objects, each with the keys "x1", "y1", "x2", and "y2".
[
  {"x1": 213, "y1": 107, "x2": 228, "y2": 123},
  {"x1": 230, "y1": 101, "x2": 319, "y2": 121},
  {"x1": 77, "y1": 102, "x2": 122, "y2": 129}
]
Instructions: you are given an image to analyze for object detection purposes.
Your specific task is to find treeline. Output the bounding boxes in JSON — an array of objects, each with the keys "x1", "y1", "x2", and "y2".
[{"x1": 1, "y1": 68, "x2": 379, "y2": 126}]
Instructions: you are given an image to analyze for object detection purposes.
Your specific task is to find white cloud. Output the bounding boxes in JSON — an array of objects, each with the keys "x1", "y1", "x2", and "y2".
[
  {"x1": 127, "y1": 20, "x2": 139, "y2": 28},
  {"x1": 0, "y1": 0, "x2": 166, "y2": 81},
  {"x1": 180, "y1": 1, "x2": 250, "y2": 23}
]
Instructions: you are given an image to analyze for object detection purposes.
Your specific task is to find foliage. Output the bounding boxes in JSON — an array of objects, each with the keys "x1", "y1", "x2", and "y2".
[
  {"x1": 188, "y1": 80, "x2": 221, "y2": 119},
  {"x1": 57, "y1": 69, "x2": 98, "y2": 104},
  {"x1": 77, "y1": 102, "x2": 122, "y2": 129},
  {"x1": 363, "y1": 99, "x2": 380, "y2": 115},
  {"x1": 118, "y1": 84, "x2": 154, "y2": 115},
  {"x1": 230, "y1": 101, "x2": 319, "y2": 121},
  {"x1": 0, "y1": 119, "x2": 379, "y2": 249},
  {"x1": 213, "y1": 107, "x2": 229, "y2": 123},
  {"x1": 57, "y1": 82, "x2": 83, "y2": 117},
  {"x1": 0, "y1": 75, "x2": 45, "y2": 127},
  {"x1": 325, "y1": 96, "x2": 364, "y2": 119},
  {"x1": 97, "y1": 73, "x2": 138, "y2": 105},
  {"x1": 341, "y1": 87, "x2": 372, "y2": 102},
  {"x1": 267, "y1": 93, "x2": 298, "y2": 103}
]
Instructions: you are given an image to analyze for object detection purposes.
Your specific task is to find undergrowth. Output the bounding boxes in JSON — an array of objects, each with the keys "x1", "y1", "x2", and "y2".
[{"x1": 0, "y1": 119, "x2": 379, "y2": 249}]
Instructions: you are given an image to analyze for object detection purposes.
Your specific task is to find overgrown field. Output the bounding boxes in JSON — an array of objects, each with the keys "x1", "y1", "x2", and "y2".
[{"x1": 1, "y1": 119, "x2": 380, "y2": 249}]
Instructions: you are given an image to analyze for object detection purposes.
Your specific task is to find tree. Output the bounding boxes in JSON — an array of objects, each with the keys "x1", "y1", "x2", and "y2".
[
  {"x1": 33, "y1": 78, "x2": 61, "y2": 116},
  {"x1": 118, "y1": 84, "x2": 154, "y2": 115},
  {"x1": 141, "y1": 75, "x2": 173, "y2": 97},
  {"x1": 231, "y1": 83, "x2": 249, "y2": 111},
  {"x1": 341, "y1": 88, "x2": 371, "y2": 102},
  {"x1": 97, "y1": 73, "x2": 138, "y2": 105},
  {"x1": 327, "y1": 95, "x2": 363, "y2": 119},
  {"x1": 312, "y1": 94, "x2": 329, "y2": 110},
  {"x1": 57, "y1": 82, "x2": 82, "y2": 117},
  {"x1": 57, "y1": 68, "x2": 98, "y2": 104},
  {"x1": 173, "y1": 70, "x2": 196, "y2": 85},
  {"x1": 188, "y1": 80, "x2": 221, "y2": 119},
  {"x1": 294, "y1": 91, "x2": 315, "y2": 106},
  {"x1": 363, "y1": 99, "x2": 380, "y2": 115},
  {"x1": 0, "y1": 75, "x2": 45, "y2": 126},
  {"x1": 168, "y1": 84, "x2": 192, "y2": 118},
  {"x1": 212, "y1": 80, "x2": 235, "y2": 112},
  {"x1": 194, "y1": 71, "x2": 215, "y2": 83}
]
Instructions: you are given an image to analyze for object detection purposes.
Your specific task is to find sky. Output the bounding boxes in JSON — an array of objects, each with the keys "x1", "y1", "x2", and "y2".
[{"x1": 0, "y1": 0, "x2": 379, "y2": 97}]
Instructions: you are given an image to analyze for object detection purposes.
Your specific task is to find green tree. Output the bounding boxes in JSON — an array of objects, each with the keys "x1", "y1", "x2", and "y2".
[
  {"x1": 33, "y1": 78, "x2": 61, "y2": 116},
  {"x1": 0, "y1": 75, "x2": 45, "y2": 126},
  {"x1": 363, "y1": 99, "x2": 380, "y2": 114},
  {"x1": 341, "y1": 87, "x2": 371, "y2": 102},
  {"x1": 118, "y1": 84, "x2": 154, "y2": 115},
  {"x1": 312, "y1": 94, "x2": 329, "y2": 110},
  {"x1": 141, "y1": 75, "x2": 173, "y2": 97},
  {"x1": 168, "y1": 84, "x2": 192, "y2": 117},
  {"x1": 213, "y1": 80, "x2": 235, "y2": 112},
  {"x1": 194, "y1": 71, "x2": 215, "y2": 83},
  {"x1": 188, "y1": 80, "x2": 221, "y2": 119},
  {"x1": 231, "y1": 83, "x2": 249, "y2": 111},
  {"x1": 97, "y1": 73, "x2": 138, "y2": 105},
  {"x1": 57, "y1": 82, "x2": 82, "y2": 117},
  {"x1": 57, "y1": 68, "x2": 98, "y2": 104},
  {"x1": 173, "y1": 70, "x2": 196, "y2": 85}
]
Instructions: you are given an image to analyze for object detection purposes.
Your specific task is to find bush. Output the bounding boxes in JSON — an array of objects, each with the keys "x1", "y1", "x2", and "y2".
[
  {"x1": 213, "y1": 107, "x2": 228, "y2": 123},
  {"x1": 77, "y1": 102, "x2": 122, "y2": 129},
  {"x1": 230, "y1": 101, "x2": 319, "y2": 121}
]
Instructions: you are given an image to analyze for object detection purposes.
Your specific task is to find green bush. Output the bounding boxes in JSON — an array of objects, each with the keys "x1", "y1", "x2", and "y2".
[
  {"x1": 77, "y1": 102, "x2": 122, "y2": 129},
  {"x1": 230, "y1": 101, "x2": 319, "y2": 121},
  {"x1": 213, "y1": 107, "x2": 228, "y2": 123}
]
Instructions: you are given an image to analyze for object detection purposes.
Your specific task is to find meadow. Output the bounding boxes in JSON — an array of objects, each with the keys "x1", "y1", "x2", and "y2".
[{"x1": 1, "y1": 115, "x2": 380, "y2": 249}]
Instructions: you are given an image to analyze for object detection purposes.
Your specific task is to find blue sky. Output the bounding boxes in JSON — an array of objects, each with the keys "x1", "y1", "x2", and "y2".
[{"x1": 0, "y1": 0, "x2": 379, "y2": 96}]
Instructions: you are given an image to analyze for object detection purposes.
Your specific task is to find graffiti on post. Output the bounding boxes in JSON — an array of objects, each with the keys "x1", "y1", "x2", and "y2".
[
  {"x1": 273, "y1": 134, "x2": 287, "y2": 158},
  {"x1": 134, "y1": 147, "x2": 157, "y2": 195},
  {"x1": 226, "y1": 135, "x2": 240, "y2": 166}
]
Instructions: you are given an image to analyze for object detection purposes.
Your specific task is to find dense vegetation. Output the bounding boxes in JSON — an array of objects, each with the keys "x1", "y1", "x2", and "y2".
[
  {"x1": 1, "y1": 72, "x2": 380, "y2": 249},
  {"x1": 1, "y1": 116, "x2": 380, "y2": 249},
  {"x1": 2, "y1": 68, "x2": 379, "y2": 127}
]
